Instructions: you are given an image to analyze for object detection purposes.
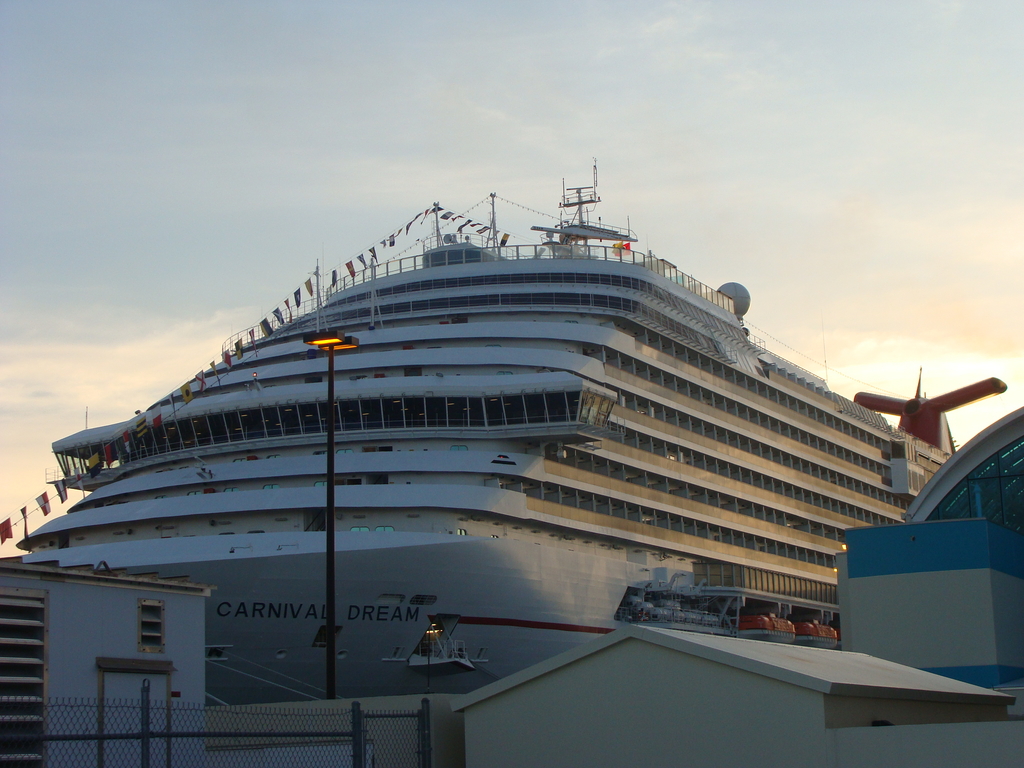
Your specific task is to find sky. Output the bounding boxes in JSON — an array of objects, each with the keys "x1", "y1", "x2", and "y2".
[{"x1": 2, "y1": 1, "x2": 1022, "y2": 555}]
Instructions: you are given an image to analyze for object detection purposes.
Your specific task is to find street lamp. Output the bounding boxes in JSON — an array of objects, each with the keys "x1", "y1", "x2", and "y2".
[{"x1": 303, "y1": 331, "x2": 358, "y2": 699}]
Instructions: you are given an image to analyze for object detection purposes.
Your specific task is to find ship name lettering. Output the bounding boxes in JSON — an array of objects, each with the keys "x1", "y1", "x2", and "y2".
[
  {"x1": 216, "y1": 601, "x2": 327, "y2": 620},
  {"x1": 347, "y1": 605, "x2": 420, "y2": 622}
]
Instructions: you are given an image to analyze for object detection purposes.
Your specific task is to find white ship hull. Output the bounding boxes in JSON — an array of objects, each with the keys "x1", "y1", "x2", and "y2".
[{"x1": 29, "y1": 531, "x2": 642, "y2": 704}]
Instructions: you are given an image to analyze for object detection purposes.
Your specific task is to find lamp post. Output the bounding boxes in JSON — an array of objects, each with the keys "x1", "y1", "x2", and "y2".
[{"x1": 303, "y1": 331, "x2": 358, "y2": 699}]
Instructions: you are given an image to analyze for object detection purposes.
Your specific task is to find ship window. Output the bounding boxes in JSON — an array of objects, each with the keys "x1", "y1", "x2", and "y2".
[
  {"x1": 485, "y1": 397, "x2": 504, "y2": 426},
  {"x1": 497, "y1": 371, "x2": 513, "y2": 375},
  {"x1": 239, "y1": 409, "x2": 266, "y2": 440},
  {"x1": 447, "y1": 397, "x2": 469, "y2": 427},
  {"x1": 502, "y1": 395, "x2": 526, "y2": 425},
  {"x1": 223, "y1": 488, "x2": 237, "y2": 492},
  {"x1": 545, "y1": 392, "x2": 569, "y2": 422},
  {"x1": 410, "y1": 594, "x2": 437, "y2": 605},
  {"x1": 263, "y1": 406, "x2": 283, "y2": 437},
  {"x1": 299, "y1": 402, "x2": 323, "y2": 432},
  {"x1": 425, "y1": 397, "x2": 447, "y2": 427},
  {"x1": 155, "y1": 495, "x2": 166, "y2": 499},
  {"x1": 377, "y1": 594, "x2": 405, "y2": 604},
  {"x1": 263, "y1": 484, "x2": 280, "y2": 489},
  {"x1": 224, "y1": 411, "x2": 243, "y2": 435},
  {"x1": 314, "y1": 450, "x2": 327, "y2": 455},
  {"x1": 234, "y1": 457, "x2": 247, "y2": 462},
  {"x1": 314, "y1": 481, "x2": 327, "y2": 487},
  {"x1": 404, "y1": 397, "x2": 426, "y2": 428},
  {"x1": 382, "y1": 398, "x2": 405, "y2": 428},
  {"x1": 138, "y1": 599, "x2": 164, "y2": 653},
  {"x1": 468, "y1": 397, "x2": 485, "y2": 426},
  {"x1": 524, "y1": 393, "x2": 547, "y2": 423},
  {"x1": 266, "y1": 454, "x2": 280, "y2": 459},
  {"x1": 187, "y1": 491, "x2": 200, "y2": 496},
  {"x1": 340, "y1": 400, "x2": 362, "y2": 430},
  {"x1": 208, "y1": 413, "x2": 228, "y2": 443},
  {"x1": 450, "y1": 445, "x2": 468, "y2": 451},
  {"x1": 457, "y1": 528, "x2": 467, "y2": 535},
  {"x1": 351, "y1": 526, "x2": 370, "y2": 532},
  {"x1": 280, "y1": 407, "x2": 301, "y2": 435},
  {"x1": 337, "y1": 448, "x2": 353, "y2": 454},
  {"x1": 404, "y1": 367, "x2": 422, "y2": 377},
  {"x1": 374, "y1": 526, "x2": 394, "y2": 532},
  {"x1": 247, "y1": 530, "x2": 265, "y2": 534},
  {"x1": 362, "y1": 399, "x2": 384, "y2": 430}
]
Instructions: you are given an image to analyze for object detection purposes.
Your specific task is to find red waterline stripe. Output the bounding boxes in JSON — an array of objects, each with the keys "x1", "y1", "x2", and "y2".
[{"x1": 458, "y1": 616, "x2": 614, "y2": 635}]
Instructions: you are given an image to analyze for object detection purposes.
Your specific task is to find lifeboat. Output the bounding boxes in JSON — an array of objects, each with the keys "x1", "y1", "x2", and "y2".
[
  {"x1": 736, "y1": 614, "x2": 795, "y2": 644},
  {"x1": 792, "y1": 620, "x2": 839, "y2": 649}
]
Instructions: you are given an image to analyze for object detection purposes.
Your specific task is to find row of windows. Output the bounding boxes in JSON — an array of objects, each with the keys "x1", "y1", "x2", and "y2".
[
  {"x1": 57, "y1": 392, "x2": 587, "y2": 475},
  {"x1": 604, "y1": 349, "x2": 888, "y2": 476},
  {"x1": 693, "y1": 562, "x2": 837, "y2": 605},
  {"x1": 629, "y1": 326, "x2": 888, "y2": 451},
  {"x1": 329, "y1": 270, "x2": 746, "y2": 347},
  {"x1": 614, "y1": 387, "x2": 900, "y2": 509},
  {"x1": 550, "y1": 445, "x2": 846, "y2": 540},
  {"x1": 505, "y1": 475, "x2": 838, "y2": 569},
  {"x1": 553, "y1": 442, "x2": 891, "y2": 529},
  {"x1": 329, "y1": 290, "x2": 640, "y2": 324}
]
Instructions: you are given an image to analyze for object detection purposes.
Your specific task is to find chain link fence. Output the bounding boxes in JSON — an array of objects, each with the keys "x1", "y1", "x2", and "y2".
[{"x1": 0, "y1": 681, "x2": 431, "y2": 768}]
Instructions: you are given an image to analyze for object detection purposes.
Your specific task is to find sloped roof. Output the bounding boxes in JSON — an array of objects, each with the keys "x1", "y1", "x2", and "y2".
[{"x1": 452, "y1": 624, "x2": 1013, "y2": 711}]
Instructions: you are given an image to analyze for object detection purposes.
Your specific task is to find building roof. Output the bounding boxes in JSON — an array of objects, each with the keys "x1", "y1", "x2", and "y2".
[
  {"x1": 0, "y1": 558, "x2": 213, "y2": 596},
  {"x1": 452, "y1": 625, "x2": 1013, "y2": 711}
]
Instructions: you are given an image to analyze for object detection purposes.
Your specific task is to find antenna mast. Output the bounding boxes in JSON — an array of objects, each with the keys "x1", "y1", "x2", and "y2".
[{"x1": 487, "y1": 193, "x2": 498, "y2": 248}]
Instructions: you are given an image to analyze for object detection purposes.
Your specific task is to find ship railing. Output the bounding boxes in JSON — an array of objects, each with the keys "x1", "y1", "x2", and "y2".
[
  {"x1": 424, "y1": 637, "x2": 468, "y2": 662},
  {"x1": 222, "y1": 243, "x2": 734, "y2": 355}
]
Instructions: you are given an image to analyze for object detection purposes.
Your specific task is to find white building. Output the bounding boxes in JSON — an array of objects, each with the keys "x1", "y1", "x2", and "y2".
[
  {"x1": 452, "y1": 624, "x2": 1019, "y2": 768},
  {"x1": 0, "y1": 560, "x2": 210, "y2": 704}
]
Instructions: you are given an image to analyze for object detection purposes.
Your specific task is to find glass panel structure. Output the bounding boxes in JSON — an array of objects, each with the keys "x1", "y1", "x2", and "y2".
[{"x1": 928, "y1": 435, "x2": 1024, "y2": 534}]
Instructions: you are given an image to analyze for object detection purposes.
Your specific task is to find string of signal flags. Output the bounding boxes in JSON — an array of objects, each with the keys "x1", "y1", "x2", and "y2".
[{"x1": 224, "y1": 198, "x2": 517, "y2": 363}]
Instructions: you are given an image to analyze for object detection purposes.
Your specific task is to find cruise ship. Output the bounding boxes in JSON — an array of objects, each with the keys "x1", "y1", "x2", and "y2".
[{"x1": 22, "y1": 180, "x2": 951, "y2": 704}]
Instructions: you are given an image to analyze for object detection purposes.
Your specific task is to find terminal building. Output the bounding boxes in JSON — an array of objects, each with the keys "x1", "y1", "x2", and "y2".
[{"x1": 839, "y1": 405, "x2": 1024, "y2": 689}]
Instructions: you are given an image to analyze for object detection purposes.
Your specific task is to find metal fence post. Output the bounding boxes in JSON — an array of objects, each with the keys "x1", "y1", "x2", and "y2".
[
  {"x1": 351, "y1": 700, "x2": 363, "y2": 768},
  {"x1": 140, "y1": 679, "x2": 150, "y2": 768},
  {"x1": 418, "y1": 697, "x2": 432, "y2": 768}
]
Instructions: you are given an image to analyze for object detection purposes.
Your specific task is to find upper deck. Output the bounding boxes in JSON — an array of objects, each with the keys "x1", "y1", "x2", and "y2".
[{"x1": 222, "y1": 239, "x2": 737, "y2": 356}]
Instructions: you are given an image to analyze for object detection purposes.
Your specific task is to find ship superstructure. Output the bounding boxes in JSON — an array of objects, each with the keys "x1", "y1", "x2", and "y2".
[{"x1": 23, "y1": 182, "x2": 948, "y2": 704}]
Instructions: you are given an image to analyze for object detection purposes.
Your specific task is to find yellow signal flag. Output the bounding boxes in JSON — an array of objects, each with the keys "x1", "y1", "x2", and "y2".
[
  {"x1": 86, "y1": 453, "x2": 100, "y2": 469},
  {"x1": 180, "y1": 382, "x2": 194, "y2": 404}
]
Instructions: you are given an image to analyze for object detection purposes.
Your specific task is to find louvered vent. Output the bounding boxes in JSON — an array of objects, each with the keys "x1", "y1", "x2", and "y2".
[
  {"x1": 0, "y1": 590, "x2": 46, "y2": 699},
  {"x1": 138, "y1": 599, "x2": 164, "y2": 653}
]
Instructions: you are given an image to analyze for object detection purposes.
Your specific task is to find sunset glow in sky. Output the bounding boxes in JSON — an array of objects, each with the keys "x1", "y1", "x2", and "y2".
[{"x1": 2, "y1": 1, "x2": 1022, "y2": 555}]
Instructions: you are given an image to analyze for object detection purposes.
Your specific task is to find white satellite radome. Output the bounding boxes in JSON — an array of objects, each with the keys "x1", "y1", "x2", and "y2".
[{"x1": 718, "y1": 282, "x2": 751, "y2": 318}]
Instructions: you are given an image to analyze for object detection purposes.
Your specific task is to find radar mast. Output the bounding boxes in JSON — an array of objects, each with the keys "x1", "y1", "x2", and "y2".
[{"x1": 531, "y1": 160, "x2": 637, "y2": 245}]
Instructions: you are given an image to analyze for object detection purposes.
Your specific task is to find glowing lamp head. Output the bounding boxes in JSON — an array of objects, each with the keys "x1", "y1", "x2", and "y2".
[{"x1": 303, "y1": 331, "x2": 358, "y2": 350}]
